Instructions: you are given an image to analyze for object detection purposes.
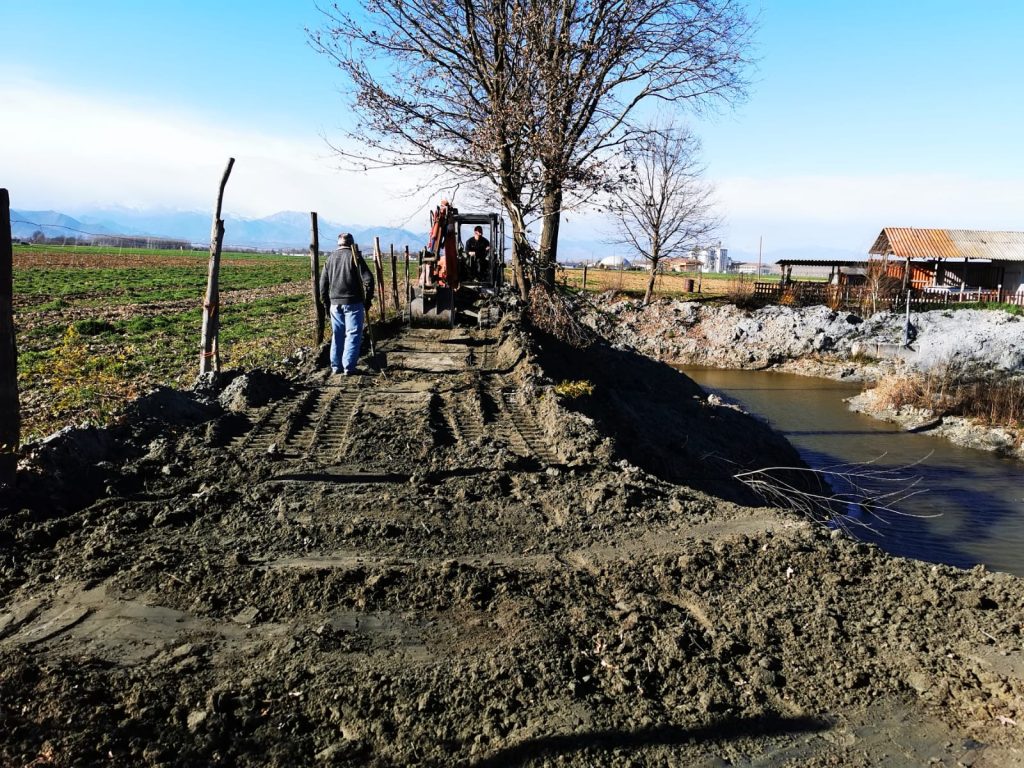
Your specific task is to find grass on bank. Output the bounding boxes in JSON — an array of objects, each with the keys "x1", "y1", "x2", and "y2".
[
  {"x1": 872, "y1": 365, "x2": 1024, "y2": 432},
  {"x1": 555, "y1": 266, "x2": 784, "y2": 301}
]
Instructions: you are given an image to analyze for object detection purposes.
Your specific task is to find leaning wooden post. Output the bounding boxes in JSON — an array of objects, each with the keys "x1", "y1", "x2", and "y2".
[
  {"x1": 389, "y1": 244, "x2": 400, "y2": 313},
  {"x1": 199, "y1": 158, "x2": 234, "y2": 376},
  {"x1": 582, "y1": 263, "x2": 588, "y2": 294},
  {"x1": 0, "y1": 189, "x2": 19, "y2": 488},
  {"x1": 403, "y1": 246, "x2": 410, "y2": 317},
  {"x1": 372, "y1": 237, "x2": 386, "y2": 320},
  {"x1": 309, "y1": 212, "x2": 324, "y2": 345}
]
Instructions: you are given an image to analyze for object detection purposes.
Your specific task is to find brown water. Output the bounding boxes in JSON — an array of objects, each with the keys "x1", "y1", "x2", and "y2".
[{"x1": 681, "y1": 366, "x2": 1024, "y2": 577}]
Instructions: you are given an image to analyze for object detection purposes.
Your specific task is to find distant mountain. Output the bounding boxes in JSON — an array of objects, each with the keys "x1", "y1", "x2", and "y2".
[
  {"x1": 10, "y1": 209, "x2": 114, "y2": 241},
  {"x1": 14, "y1": 206, "x2": 427, "y2": 251},
  {"x1": 9, "y1": 206, "x2": 863, "y2": 264}
]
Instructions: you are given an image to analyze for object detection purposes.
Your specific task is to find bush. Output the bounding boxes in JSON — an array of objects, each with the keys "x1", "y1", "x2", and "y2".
[{"x1": 73, "y1": 318, "x2": 116, "y2": 336}]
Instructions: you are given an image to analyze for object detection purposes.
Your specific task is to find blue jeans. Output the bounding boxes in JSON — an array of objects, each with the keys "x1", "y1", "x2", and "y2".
[{"x1": 330, "y1": 303, "x2": 365, "y2": 373}]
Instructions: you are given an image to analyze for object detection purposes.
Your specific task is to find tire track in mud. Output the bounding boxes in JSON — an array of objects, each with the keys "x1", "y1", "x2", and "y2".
[{"x1": 230, "y1": 325, "x2": 559, "y2": 469}]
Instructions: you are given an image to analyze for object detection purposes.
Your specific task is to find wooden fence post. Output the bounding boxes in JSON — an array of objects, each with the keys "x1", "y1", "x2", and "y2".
[
  {"x1": 1, "y1": 189, "x2": 19, "y2": 488},
  {"x1": 582, "y1": 264, "x2": 588, "y2": 294},
  {"x1": 404, "y1": 246, "x2": 410, "y2": 318},
  {"x1": 309, "y1": 212, "x2": 324, "y2": 345},
  {"x1": 199, "y1": 158, "x2": 234, "y2": 375},
  {"x1": 389, "y1": 244, "x2": 399, "y2": 313},
  {"x1": 372, "y1": 237, "x2": 386, "y2": 321}
]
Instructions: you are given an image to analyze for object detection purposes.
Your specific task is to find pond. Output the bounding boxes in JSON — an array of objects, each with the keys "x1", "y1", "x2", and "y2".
[{"x1": 680, "y1": 366, "x2": 1024, "y2": 577}]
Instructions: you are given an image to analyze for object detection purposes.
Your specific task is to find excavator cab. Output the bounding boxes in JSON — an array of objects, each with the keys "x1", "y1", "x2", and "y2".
[{"x1": 408, "y1": 202, "x2": 505, "y2": 328}]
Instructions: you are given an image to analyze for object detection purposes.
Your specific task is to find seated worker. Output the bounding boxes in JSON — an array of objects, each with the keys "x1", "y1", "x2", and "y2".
[{"x1": 464, "y1": 226, "x2": 491, "y2": 281}]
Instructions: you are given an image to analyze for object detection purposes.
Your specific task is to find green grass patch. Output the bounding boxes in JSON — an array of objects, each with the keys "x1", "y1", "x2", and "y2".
[
  {"x1": 14, "y1": 261, "x2": 308, "y2": 304},
  {"x1": 15, "y1": 293, "x2": 318, "y2": 440}
]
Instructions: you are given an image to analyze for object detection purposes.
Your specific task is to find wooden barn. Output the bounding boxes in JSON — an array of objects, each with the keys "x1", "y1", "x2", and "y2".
[{"x1": 869, "y1": 227, "x2": 1024, "y2": 301}]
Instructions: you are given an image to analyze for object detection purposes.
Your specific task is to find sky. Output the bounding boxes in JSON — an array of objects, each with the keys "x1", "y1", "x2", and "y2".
[{"x1": 2, "y1": 0, "x2": 1023, "y2": 258}]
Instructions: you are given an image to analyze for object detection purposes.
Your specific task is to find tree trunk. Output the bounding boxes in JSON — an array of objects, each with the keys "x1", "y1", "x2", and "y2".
[
  {"x1": 537, "y1": 187, "x2": 562, "y2": 289},
  {"x1": 309, "y1": 212, "x2": 324, "y2": 346},
  {"x1": 0, "y1": 189, "x2": 19, "y2": 488},
  {"x1": 199, "y1": 158, "x2": 235, "y2": 376},
  {"x1": 501, "y1": 196, "x2": 531, "y2": 300},
  {"x1": 644, "y1": 258, "x2": 658, "y2": 305}
]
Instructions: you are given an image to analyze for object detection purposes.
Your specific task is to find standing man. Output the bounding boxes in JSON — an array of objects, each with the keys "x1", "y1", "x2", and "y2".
[
  {"x1": 464, "y1": 226, "x2": 490, "y2": 281},
  {"x1": 319, "y1": 233, "x2": 375, "y2": 375}
]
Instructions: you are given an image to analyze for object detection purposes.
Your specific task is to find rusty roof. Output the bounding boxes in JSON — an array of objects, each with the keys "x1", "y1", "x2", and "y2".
[
  {"x1": 869, "y1": 228, "x2": 1024, "y2": 261},
  {"x1": 776, "y1": 259, "x2": 868, "y2": 267}
]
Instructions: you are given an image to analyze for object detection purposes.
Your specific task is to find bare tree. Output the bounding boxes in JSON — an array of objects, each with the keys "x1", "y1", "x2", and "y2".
[
  {"x1": 521, "y1": 1, "x2": 751, "y2": 287},
  {"x1": 607, "y1": 123, "x2": 718, "y2": 304},
  {"x1": 309, "y1": 0, "x2": 541, "y2": 296},
  {"x1": 310, "y1": 0, "x2": 752, "y2": 295}
]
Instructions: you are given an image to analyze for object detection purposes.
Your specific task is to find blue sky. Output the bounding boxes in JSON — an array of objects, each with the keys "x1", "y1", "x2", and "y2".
[{"x1": 2, "y1": 1, "x2": 1022, "y2": 256}]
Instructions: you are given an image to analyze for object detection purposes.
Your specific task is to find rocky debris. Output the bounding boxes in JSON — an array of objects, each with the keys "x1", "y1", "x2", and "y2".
[
  {"x1": 1, "y1": 313, "x2": 1023, "y2": 766},
  {"x1": 592, "y1": 297, "x2": 1024, "y2": 376}
]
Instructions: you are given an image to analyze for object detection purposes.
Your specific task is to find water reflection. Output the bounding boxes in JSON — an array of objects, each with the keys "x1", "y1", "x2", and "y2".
[{"x1": 680, "y1": 366, "x2": 1024, "y2": 576}]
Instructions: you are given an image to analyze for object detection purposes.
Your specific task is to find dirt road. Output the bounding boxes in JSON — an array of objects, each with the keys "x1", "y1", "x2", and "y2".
[{"x1": 2, "y1": 317, "x2": 1023, "y2": 766}]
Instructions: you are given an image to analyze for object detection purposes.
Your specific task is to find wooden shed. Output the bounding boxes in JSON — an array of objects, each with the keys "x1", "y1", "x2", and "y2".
[{"x1": 869, "y1": 227, "x2": 1024, "y2": 299}]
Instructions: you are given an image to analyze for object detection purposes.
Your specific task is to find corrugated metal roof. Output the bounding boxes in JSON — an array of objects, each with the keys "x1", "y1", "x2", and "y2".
[
  {"x1": 776, "y1": 259, "x2": 868, "y2": 267},
  {"x1": 869, "y1": 228, "x2": 1024, "y2": 261}
]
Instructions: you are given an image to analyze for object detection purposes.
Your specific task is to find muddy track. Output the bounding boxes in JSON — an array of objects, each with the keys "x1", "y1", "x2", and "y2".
[
  {"x1": 232, "y1": 327, "x2": 559, "y2": 469},
  {"x1": 2, "y1": 320, "x2": 1024, "y2": 767}
]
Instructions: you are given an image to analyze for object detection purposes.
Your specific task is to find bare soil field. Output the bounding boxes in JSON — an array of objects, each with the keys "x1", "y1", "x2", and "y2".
[{"x1": 2, "y1": 314, "x2": 1023, "y2": 766}]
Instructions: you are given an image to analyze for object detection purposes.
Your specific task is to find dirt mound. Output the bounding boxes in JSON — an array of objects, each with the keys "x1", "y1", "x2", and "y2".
[
  {"x1": 594, "y1": 296, "x2": 1024, "y2": 378},
  {"x1": 1, "y1": 313, "x2": 1023, "y2": 766}
]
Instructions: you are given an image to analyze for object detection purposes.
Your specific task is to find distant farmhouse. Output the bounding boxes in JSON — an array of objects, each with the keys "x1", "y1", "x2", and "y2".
[{"x1": 660, "y1": 256, "x2": 703, "y2": 272}]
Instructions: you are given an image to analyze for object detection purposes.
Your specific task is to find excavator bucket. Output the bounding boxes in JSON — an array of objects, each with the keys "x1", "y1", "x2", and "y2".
[{"x1": 409, "y1": 285, "x2": 454, "y2": 328}]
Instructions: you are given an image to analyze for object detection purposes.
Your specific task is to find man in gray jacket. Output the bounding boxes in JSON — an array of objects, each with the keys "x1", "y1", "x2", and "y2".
[{"x1": 319, "y1": 233, "x2": 375, "y2": 375}]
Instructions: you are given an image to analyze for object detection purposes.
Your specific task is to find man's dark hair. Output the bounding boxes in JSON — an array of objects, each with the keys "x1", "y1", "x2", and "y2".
[{"x1": 473, "y1": 226, "x2": 483, "y2": 234}]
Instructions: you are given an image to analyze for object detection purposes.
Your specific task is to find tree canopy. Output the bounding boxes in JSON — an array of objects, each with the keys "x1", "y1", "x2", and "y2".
[{"x1": 311, "y1": 0, "x2": 752, "y2": 294}]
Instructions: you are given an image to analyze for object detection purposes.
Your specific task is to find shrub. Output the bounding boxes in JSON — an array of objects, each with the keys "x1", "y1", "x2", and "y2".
[
  {"x1": 527, "y1": 287, "x2": 595, "y2": 348},
  {"x1": 554, "y1": 379, "x2": 595, "y2": 399},
  {"x1": 73, "y1": 318, "x2": 116, "y2": 336}
]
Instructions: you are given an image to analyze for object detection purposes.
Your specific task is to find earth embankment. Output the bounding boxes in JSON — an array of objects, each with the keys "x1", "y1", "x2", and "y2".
[
  {"x1": 593, "y1": 297, "x2": 1024, "y2": 377},
  {"x1": 593, "y1": 297, "x2": 1024, "y2": 458},
  {"x1": 1, "y1": 315, "x2": 1023, "y2": 766}
]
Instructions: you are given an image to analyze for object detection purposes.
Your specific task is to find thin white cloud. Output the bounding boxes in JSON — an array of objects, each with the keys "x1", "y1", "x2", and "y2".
[
  {"x1": 0, "y1": 79, "x2": 435, "y2": 227},
  {"x1": 712, "y1": 173, "x2": 1024, "y2": 253},
  {"x1": 6, "y1": 78, "x2": 1022, "y2": 252},
  {"x1": 718, "y1": 173, "x2": 1024, "y2": 227}
]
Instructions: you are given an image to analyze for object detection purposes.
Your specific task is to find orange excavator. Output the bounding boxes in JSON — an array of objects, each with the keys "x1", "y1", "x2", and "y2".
[{"x1": 409, "y1": 199, "x2": 505, "y2": 328}]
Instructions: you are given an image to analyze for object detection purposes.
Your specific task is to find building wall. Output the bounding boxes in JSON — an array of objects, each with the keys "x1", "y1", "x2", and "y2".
[{"x1": 1002, "y1": 264, "x2": 1024, "y2": 295}]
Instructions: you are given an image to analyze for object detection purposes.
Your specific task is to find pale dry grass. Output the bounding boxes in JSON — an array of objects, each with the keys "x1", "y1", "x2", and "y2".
[
  {"x1": 872, "y1": 366, "x2": 1024, "y2": 428},
  {"x1": 871, "y1": 373, "x2": 926, "y2": 411},
  {"x1": 557, "y1": 267, "x2": 749, "y2": 297}
]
